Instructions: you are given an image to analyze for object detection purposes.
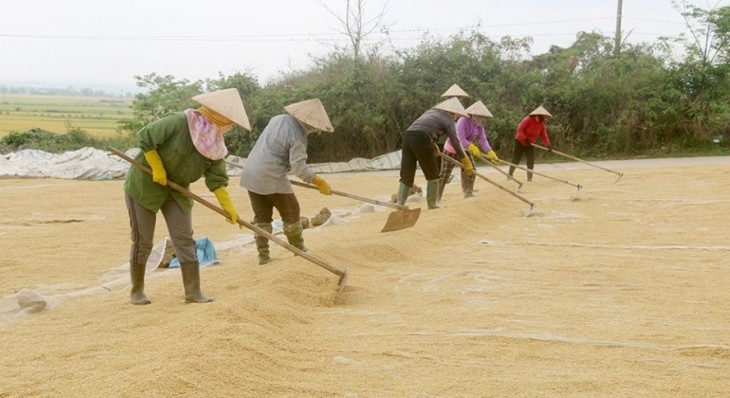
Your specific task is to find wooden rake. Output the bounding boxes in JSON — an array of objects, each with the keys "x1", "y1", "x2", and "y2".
[
  {"x1": 226, "y1": 161, "x2": 420, "y2": 233},
  {"x1": 288, "y1": 180, "x2": 421, "y2": 233}
]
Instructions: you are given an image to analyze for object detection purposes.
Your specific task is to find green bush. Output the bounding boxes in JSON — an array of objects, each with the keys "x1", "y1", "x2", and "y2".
[{"x1": 0, "y1": 126, "x2": 135, "y2": 154}]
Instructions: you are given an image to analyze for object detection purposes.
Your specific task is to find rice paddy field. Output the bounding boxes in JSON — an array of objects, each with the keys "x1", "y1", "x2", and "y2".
[{"x1": 0, "y1": 94, "x2": 133, "y2": 138}]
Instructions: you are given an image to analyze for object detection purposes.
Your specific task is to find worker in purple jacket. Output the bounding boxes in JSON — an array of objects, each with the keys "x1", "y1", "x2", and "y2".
[{"x1": 438, "y1": 100, "x2": 500, "y2": 200}]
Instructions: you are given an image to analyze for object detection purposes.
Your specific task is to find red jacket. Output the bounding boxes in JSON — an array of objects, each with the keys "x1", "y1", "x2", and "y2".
[{"x1": 515, "y1": 116, "x2": 550, "y2": 147}]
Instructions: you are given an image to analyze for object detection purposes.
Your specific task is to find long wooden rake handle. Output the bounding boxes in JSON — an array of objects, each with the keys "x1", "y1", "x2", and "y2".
[
  {"x1": 498, "y1": 158, "x2": 582, "y2": 189},
  {"x1": 478, "y1": 155, "x2": 523, "y2": 189},
  {"x1": 289, "y1": 180, "x2": 414, "y2": 211},
  {"x1": 110, "y1": 147, "x2": 348, "y2": 296},
  {"x1": 532, "y1": 143, "x2": 623, "y2": 179},
  {"x1": 439, "y1": 151, "x2": 535, "y2": 209}
]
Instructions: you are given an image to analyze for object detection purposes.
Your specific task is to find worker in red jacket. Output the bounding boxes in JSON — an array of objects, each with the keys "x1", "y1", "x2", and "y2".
[{"x1": 508, "y1": 106, "x2": 552, "y2": 182}]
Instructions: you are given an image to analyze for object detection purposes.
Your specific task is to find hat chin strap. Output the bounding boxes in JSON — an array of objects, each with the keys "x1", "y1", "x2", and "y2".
[{"x1": 196, "y1": 106, "x2": 233, "y2": 127}]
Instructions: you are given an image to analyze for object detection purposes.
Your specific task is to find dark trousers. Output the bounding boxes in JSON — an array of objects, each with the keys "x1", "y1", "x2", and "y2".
[
  {"x1": 508, "y1": 139, "x2": 535, "y2": 178},
  {"x1": 400, "y1": 131, "x2": 439, "y2": 186},
  {"x1": 248, "y1": 191, "x2": 301, "y2": 225}
]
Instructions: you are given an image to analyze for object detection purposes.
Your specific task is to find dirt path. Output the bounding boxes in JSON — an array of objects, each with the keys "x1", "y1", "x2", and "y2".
[{"x1": 1, "y1": 157, "x2": 729, "y2": 397}]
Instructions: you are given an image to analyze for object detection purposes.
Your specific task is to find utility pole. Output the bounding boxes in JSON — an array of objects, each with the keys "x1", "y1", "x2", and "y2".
[{"x1": 614, "y1": 0, "x2": 623, "y2": 56}]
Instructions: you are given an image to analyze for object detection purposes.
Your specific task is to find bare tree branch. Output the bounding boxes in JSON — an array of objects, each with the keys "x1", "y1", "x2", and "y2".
[{"x1": 315, "y1": 0, "x2": 390, "y2": 59}]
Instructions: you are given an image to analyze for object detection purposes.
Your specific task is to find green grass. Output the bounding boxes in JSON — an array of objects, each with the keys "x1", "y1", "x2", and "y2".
[{"x1": 0, "y1": 94, "x2": 133, "y2": 138}]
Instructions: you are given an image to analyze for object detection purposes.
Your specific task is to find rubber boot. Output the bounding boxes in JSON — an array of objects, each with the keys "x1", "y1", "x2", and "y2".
[
  {"x1": 180, "y1": 261, "x2": 214, "y2": 303},
  {"x1": 130, "y1": 262, "x2": 151, "y2": 305},
  {"x1": 283, "y1": 220, "x2": 307, "y2": 251},
  {"x1": 396, "y1": 182, "x2": 410, "y2": 206},
  {"x1": 254, "y1": 222, "x2": 272, "y2": 265},
  {"x1": 527, "y1": 169, "x2": 533, "y2": 182},
  {"x1": 426, "y1": 179, "x2": 440, "y2": 209},
  {"x1": 462, "y1": 170, "x2": 475, "y2": 198}
]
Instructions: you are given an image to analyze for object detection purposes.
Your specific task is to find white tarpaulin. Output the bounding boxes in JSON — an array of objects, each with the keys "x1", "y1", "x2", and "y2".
[
  {"x1": 0, "y1": 147, "x2": 402, "y2": 180},
  {"x1": 0, "y1": 147, "x2": 133, "y2": 180}
]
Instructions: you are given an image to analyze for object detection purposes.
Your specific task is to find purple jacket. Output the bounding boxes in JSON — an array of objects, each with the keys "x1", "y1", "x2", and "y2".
[{"x1": 444, "y1": 116, "x2": 492, "y2": 154}]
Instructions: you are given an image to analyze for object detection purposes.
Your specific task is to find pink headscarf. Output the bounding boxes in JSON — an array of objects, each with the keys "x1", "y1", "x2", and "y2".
[{"x1": 185, "y1": 109, "x2": 229, "y2": 160}]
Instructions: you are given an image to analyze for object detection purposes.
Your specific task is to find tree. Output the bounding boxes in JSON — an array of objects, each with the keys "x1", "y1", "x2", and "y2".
[
  {"x1": 673, "y1": 0, "x2": 730, "y2": 64},
  {"x1": 316, "y1": 0, "x2": 390, "y2": 60},
  {"x1": 669, "y1": 1, "x2": 730, "y2": 141},
  {"x1": 118, "y1": 74, "x2": 203, "y2": 134}
]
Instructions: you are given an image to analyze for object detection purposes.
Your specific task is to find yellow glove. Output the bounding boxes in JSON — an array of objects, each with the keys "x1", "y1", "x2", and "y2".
[
  {"x1": 432, "y1": 143, "x2": 441, "y2": 157},
  {"x1": 311, "y1": 175, "x2": 332, "y2": 195},
  {"x1": 213, "y1": 187, "x2": 239, "y2": 225},
  {"x1": 468, "y1": 143, "x2": 481, "y2": 157},
  {"x1": 486, "y1": 150, "x2": 500, "y2": 165},
  {"x1": 461, "y1": 156, "x2": 475, "y2": 176},
  {"x1": 143, "y1": 149, "x2": 167, "y2": 185}
]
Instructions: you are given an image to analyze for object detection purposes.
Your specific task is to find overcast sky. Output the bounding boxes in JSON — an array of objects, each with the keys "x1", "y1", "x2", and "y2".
[{"x1": 0, "y1": 0, "x2": 716, "y2": 91}]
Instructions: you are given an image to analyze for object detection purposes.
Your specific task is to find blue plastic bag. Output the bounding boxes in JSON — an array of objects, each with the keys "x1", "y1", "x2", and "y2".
[{"x1": 169, "y1": 237, "x2": 219, "y2": 268}]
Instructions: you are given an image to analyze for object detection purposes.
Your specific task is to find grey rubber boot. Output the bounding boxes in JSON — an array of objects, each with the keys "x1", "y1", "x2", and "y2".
[
  {"x1": 426, "y1": 179, "x2": 440, "y2": 209},
  {"x1": 396, "y1": 182, "x2": 410, "y2": 206},
  {"x1": 283, "y1": 220, "x2": 307, "y2": 251},
  {"x1": 255, "y1": 222, "x2": 273, "y2": 265},
  {"x1": 130, "y1": 262, "x2": 151, "y2": 305},
  {"x1": 180, "y1": 262, "x2": 214, "y2": 303},
  {"x1": 527, "y1": 169, "x2": 533, "y2": 182}
]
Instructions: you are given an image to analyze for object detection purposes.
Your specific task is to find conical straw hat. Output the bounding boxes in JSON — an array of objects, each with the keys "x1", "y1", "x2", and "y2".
[
  {"x1": 192, "y1": 88, "x2": 251, "y2": 131},
  {"x1": 528, "y1": 105, "x2": 553, "y2": 118},
  {"x1": 465, "y1": 101, "x2": 494, "y2": 118},
  {"x1": 433, "y1": 97, "x2": 469, "y2": 117},
  {"x1": 441, "y1": 84, "x2": 470, "y2": 98},
  {"x1": 284, "y1": 98, "x2": 334, "y2": 133}
]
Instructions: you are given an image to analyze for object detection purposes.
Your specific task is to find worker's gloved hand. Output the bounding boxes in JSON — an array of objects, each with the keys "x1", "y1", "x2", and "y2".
[
  {"x1": 432, "y1": 143, "x2": 441, "y2": 157},
  {"x1": 547, "y1": 145, "x2": 553, "y2": 153},
  {"x1": 213, "y1": 187, "x2": 239, "y2": 226},
  {"x1": 486, "y1": 150, "x2": 500, "y2": 165},
  {"x1": 143, "y1": 149, "x2": 167, "y2": 185},
  {"x1": 468, "y1": 143, "x2": 481, "y2": 157},
  {"x1": 311, "y1": 175, "x2": 332, "y2": 195},
  {"x1": 461, "y1": 156, "x2": 475, "y2": 176}
]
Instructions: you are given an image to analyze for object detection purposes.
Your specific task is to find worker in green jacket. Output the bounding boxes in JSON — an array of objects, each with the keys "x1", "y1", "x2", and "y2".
[{"x1": 124, "y1": 88, "x2": 250, "y2": 305}]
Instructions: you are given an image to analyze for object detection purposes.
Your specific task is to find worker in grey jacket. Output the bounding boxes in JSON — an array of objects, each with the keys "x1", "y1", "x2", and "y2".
[{"x1": 240, "y1": 98, "x2": 334, "y2": 265}]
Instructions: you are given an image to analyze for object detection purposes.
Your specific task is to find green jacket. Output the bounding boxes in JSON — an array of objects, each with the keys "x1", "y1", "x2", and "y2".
[{"x1": 124, "y1": 111, "x2": 229, "y2": 213}]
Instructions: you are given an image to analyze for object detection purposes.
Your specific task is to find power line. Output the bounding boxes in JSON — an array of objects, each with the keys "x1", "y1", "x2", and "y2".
[{"x1": 0, "y1": 14, "x2": 686, "y2": 44}]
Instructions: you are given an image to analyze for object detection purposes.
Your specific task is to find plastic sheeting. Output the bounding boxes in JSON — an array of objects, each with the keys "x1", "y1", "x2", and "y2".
[
  {"x1": 0, "y1": 147, "x2": 134, "y2": 180},
  {"x1": 1, "y1": 147, "x2": 402, "y2": 180}
]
